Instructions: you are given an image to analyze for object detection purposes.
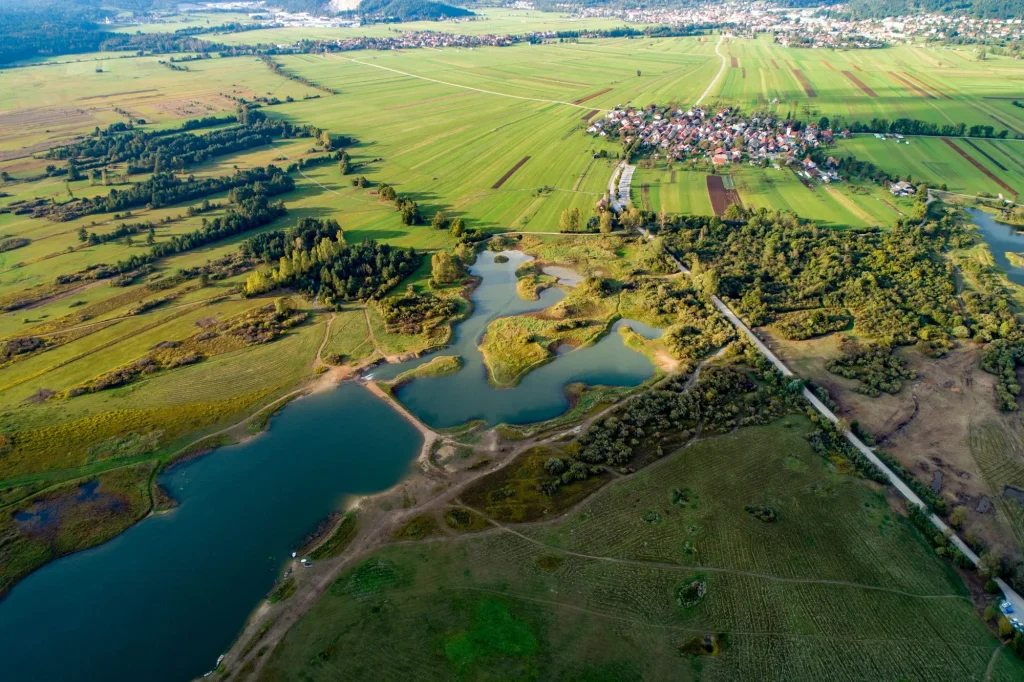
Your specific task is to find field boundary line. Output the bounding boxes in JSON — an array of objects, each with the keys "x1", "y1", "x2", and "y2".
[
  {"x1": 475, "y1": 514, "x2": 970, "y2": 600},
  {"x1": 338, "y1": 56, "x2": 611, "y2": 112}
]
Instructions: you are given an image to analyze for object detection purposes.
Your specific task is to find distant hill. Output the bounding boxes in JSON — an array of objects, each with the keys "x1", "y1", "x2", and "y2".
[{"x1": 357, "y1": 0, "x2": 474, "y2": 21}]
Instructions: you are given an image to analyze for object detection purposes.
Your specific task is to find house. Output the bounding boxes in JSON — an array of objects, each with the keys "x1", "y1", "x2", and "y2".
[{"x1": 890, "y1": 180, "x2": 915, "y2": 196}]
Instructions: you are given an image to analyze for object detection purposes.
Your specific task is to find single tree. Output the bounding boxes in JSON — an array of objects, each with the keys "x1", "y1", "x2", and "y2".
[{"x1": 431, "y1": 251, "x2": 460, "y2": 285}]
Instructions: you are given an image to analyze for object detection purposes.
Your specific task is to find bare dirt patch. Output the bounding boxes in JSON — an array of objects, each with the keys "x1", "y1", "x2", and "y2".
[
  {"x1": 572, "y1": 88, "x2": 612, "y2": 105},
  {"x1": 730, "y1": 57, "x2": 738, "y2": 68},
  {"x1": 904, "y1": 72, "x2": 953, "y2": 100},
  {"x1": 964, "y1": 138, "x2": 1009, "y2": 172},
  {"x1": 842, "y1": 71, "x2": 877, "y2": 97},
  {"x1": 888, "y1": 72, "x2": 935, "y2": 99},
  {"x1": 76, "y1": 88, "x2": 159, "y2": 102},
  {"x1": 793, "y1": 69, "x2": 817, "y2": 97},
  {"x1": 581, "y1": 109, "x2": 599, "y2": 122},
  {"x1": 706, "y1": 175, "x2": 742, "y2": 217},
  {"x1": 763, "y1": 330, "x2": 1024, "y2": 555},
  {"x1": 942, "y1": 138, "x2": 1017, "y2": 197},
  {"x1": 492, "y1": 156, "x2": 530, "y2": 189}
]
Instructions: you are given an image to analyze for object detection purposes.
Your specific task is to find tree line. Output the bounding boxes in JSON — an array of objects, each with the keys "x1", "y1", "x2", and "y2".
[{"x1": 39, "y1": 165, "x2": 293, "y2": 222}]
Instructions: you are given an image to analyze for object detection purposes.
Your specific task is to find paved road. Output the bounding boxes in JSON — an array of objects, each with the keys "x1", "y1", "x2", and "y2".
[{"x1": 608, "y1": 160, "x2": 636, "y2": 213}]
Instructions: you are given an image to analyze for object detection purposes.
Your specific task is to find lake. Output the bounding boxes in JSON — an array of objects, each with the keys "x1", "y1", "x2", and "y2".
[
  {"x1": 0, "y1": 384, "x2": 423, "y2": 682},
  {"x1": 0, "y1": 249, "x2": 660, "y2": 682}
]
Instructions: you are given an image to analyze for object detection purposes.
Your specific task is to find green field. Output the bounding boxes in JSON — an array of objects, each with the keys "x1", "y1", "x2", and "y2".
[
  {"x1": 259, "y1": 417, "x2": 1022, "y2": 681},
  {"x1": 713, "y1": 35, "x2": 1024, "y2": 135}
]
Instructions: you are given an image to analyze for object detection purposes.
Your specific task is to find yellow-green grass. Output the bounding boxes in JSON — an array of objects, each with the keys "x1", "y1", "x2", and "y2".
[
  {"x1": 0, "y1": 461, "x2": 154, "y2": 598},
  {"x1": 0, "y1": 54, "x2": 320, "y2": 157},
  {"x1": 260, "y1": 417, "x2": 1019, "y2": 681},
  {"x1": 478, "y1": 316, "x2": 552, "y2": 387},
  {"x1": 0, "y1": 312, "x2": 326, "y2": 485},
  {"x1": 632, "y1": 164, "x2": 715, "y2": 215},
  {"x1": 320, "y1": 308, "x2": 373, "y2": 363},
  {"x1": 389, "y1": 354, "x2": 463, "y2": 387},
  {"x1": 732, "y1": 165, "x2": 905, "y2": 229}
]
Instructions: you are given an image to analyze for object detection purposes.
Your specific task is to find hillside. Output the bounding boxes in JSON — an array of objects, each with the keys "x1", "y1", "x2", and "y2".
[{"x1": 357, "y1": 0, "x2": 474, "y2": 21}]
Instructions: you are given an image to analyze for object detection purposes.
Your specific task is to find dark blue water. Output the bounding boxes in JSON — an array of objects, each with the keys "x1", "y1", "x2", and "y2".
[
  {"x1": 0, "y1": 250, "x2": 661, "y2": 682},
  {"x1": 0, "y1": 384, "x2": 422, "y2": 682}
]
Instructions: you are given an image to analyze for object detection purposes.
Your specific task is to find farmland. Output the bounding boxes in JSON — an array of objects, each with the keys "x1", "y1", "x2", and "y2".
[{"x1": 3, "y1": 16, "x2": 1024, "y2": 681}]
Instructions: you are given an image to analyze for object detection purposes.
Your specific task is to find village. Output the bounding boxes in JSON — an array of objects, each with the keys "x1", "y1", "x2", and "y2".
[{"x1": 588, "y1": 105, "x2": 845, "y2": 182}]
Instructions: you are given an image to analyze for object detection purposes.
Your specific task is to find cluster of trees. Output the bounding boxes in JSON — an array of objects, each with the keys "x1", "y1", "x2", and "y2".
[
  {"x1": 258, "y1": 55, "x2": 336, "y2": 94},
  {"x1": 652, "y1": 204, "x2": 1024, "y2": 409},
  {"x1": 376, "y1": 183, "x2": 423, "y2": 226},
  {"x1": 47, "y1": 108, "x2": 330, "y2": 176},
  {"x1": 828, "y1": 155, "x2": 922, "y2": 189},
  {"x1": 981, "y1": 339, "x2": 1024, "y2": 410},
  {"x1": 40, "y1": 165, "x2": 293, "y2": 221},
  {"x1": 355, "y1": 0, "x2": 474, "y2": 22},
  {"x1": 845, "y1": 117, "x2": 1013, "y2": 139},
  {"x1": 539, "y1": 357, "x2": 799, "y2": 494},
  {"x1": 627, "y1": 278, "x2": 735, "y2": 362},
  {"x1": 772, "y1": 308, "x2": 852, "y2": 340},
  {"x1": 377, "y1": 287, "x2": 457, "y2": 334},
  {"x1": 242, "y1": 218, "x2": 419, "y2": 304},
  {"x1": 844, "y1": 0, "x2": 1024, "y2": 21},
  {"x1": 824, "y1": 337, "x2": 916, "y2": 396},
  {"x1": 663, "y1": 209, "x2": 974, "y2": 346}
]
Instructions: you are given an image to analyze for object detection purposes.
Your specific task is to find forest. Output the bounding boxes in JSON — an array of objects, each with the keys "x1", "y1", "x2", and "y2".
[
  {"x1": 657, "y1": 207, "x2": 1024, "y2": 406},
  {"x1": 242, "y1": 218, "x2": 421, "y2": 304}
]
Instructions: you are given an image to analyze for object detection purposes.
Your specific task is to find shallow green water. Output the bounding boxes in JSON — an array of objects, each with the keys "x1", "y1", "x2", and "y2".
[{"x1": 0, "y1": 250, "x2": 659, "y2": 682}]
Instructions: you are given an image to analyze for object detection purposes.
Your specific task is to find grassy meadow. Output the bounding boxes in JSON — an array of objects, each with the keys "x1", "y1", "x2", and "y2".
[{"x1": 258, "y1": 417, "x2": 1023, "y2": 681}]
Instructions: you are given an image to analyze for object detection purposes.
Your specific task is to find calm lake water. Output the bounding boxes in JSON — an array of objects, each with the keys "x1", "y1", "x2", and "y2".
[
  {"x1": 967, "y1": 207, "x2": 1024, "y2": 286},
  {"x1": 371, "y1": 250, "x2": 661, "y2": 428},
  {"x1": 0, "y1": 249, "x2": 659, "y2": 682},
  {"x1": 0, "y1": 385, "x2": 422, "y2": 682}
]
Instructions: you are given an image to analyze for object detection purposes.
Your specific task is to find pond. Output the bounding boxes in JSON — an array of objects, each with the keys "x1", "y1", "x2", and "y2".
[
  {"x1": 967, "y1": 206, "x2": 1024, "y2": 287},
  {"x1": 370, "y1": 250, "x2": 661, "y2": 428}
]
